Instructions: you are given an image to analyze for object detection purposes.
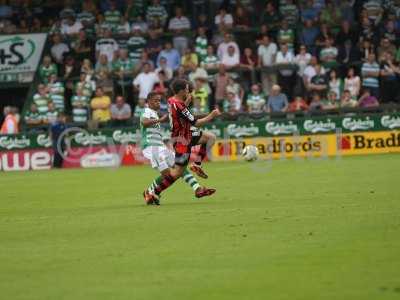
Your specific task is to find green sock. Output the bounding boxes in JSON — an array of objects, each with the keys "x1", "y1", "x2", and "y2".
[
  {"x1": 148, "y1": 176, "x2": 163, "y2": 193},
  {"x1": 182, "y1": 169, "x2": 200, "y2": 191}
]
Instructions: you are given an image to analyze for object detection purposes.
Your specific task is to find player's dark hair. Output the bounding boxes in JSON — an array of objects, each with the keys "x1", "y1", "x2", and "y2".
[
  {"x1": 147, "y1": 92, "x2": 160, "y2": 101},
  {"x1": 171, "y1": 79, "x2": 189, "y2": 94}
]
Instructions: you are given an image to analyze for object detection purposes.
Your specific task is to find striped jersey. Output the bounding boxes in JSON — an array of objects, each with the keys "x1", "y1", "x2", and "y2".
[
  {"x1": 361, "y1": 62, "x2": 380, "y2": 88},
  {"x1": 33, "y1": 93, "x2": 50, "y2": 115},
  {"x1": 146, "y1": 4, "x2": 168, "y2": 25},
  {"x1": 71, "y1": 95, "x2": 89, "y2": 122},
  {"x1": 140, "y1": 107, "x2": 164, "y2": 149},
  {"x1": 195, "y1": 36, "x2": 208, "y2": 62},
  {"x1": 127, "y1": 36, "x2": 146, "y2": 62}
]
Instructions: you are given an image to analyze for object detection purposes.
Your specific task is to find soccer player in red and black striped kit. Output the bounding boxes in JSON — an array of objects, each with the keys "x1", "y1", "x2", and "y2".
[{"x1": 144, "y1": 79, "x2": 221, "y2": 204}]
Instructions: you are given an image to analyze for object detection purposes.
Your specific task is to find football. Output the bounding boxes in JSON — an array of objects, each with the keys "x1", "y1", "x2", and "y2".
[{"x1": 242, "y1": 145, "x2": 259, "y2": 161}]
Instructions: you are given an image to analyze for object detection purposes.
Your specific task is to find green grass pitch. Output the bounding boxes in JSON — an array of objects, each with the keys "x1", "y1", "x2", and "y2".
[{"x1": 1, "y1": 154, "x2": 400, "y2": 300}]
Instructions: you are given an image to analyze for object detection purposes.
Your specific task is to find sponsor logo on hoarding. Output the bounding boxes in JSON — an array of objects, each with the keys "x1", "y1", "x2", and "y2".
[
  {"x1": 74, "y1": 132, "x2": 107, "y2": 146},
  {"x1": 227, "y1": 123, "x2": 259, "y2": 138},
  {"x1": 36, "y1": 134, "x2": 52, "y2": 147},
  {"x1": 80, "y1": 149, "x2": 120, "y2": 168},
  {"x1": 204, "y1": 125, "x2": 222, "y2": 138},
  {"x1": 0, "y1": 150, "x2": 52, "y2": 171},
  {"x1": 265, "y1": 121, "x2": 298, "y2": 135},
  {"x1": 381, "y1": 115, "x2": 400, "y2": 129},
  {"x1": 342, "y1": 117, "x2": 374, "y2": 131},
  {"x1": 341, "y1": 132, "x2": 400, "y2": 150},
  {"x1": 303, "y1": 119, "x2": 336, "y2": 133},
  {"x1": 0, "y1": 136, "x2": 30, "y2": 150},
  {"x1": 112, "y1": 130, "x2": 139, "y2": 144}
]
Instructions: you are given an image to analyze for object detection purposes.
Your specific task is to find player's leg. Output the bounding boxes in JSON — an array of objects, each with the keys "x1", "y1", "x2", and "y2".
[{"x1": 190, "y1": 131, "x2": 216, "y2": 179}]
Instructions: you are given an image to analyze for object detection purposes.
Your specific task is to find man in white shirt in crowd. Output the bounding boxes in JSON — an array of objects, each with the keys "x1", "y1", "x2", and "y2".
[
  {"x1": 217, "y1": 32, "x2": 239, "y2": 61},
  {"x1": 275, "y1": 43, "x2": 296, "y2": 99},
  {"x1": 50, "y1": 33, "x2": 70, "y2": 64},
  {"x1": 133, "y1": 62, "x2": 159, "y2": 101},
  {"x1": 168, "y1": 6, "x2": 191, "y2": 55},
  {"x1": 258, "y1": 35, "x2": 277, "y2": 96},
  {"x1": 221, "y1": 45, "x2": 240, "y2": 70},
  {"x1": 61, "y1": 16, "x2": 83, "y2": 37}
]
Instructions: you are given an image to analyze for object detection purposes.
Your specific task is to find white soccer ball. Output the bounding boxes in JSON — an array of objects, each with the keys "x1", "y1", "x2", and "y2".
[{"x1": 242, "y1": 145, "x2": 259, "y2": 161}]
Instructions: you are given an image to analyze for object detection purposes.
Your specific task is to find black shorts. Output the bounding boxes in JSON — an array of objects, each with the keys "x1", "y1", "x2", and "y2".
[{"x1": 174, "y1": 131, "x2": 202, "y2": 166}]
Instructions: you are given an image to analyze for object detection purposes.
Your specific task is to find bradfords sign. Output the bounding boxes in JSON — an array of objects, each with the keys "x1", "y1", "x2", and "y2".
[{"x1": 0, "y1": 33, "x2": 47, "y2": 83}]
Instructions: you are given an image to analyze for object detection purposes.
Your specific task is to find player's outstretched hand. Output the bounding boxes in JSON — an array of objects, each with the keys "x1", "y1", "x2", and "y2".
[
  {"x1": 211, "y1": 109, "x2": 222, "y2": 118},
  {"x1": 159, "y1": 114, "x2": 169, "y2": 123}
]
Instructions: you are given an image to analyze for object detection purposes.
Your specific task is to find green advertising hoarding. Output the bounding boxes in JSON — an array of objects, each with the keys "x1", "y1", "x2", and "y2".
[{"x1": 1, "y1": 113, "x2": 399, "y2": 151}]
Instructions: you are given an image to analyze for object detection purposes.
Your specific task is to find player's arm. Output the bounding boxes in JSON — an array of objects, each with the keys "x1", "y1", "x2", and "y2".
[
  {"x1": 193, "y1": 109, "x2": 221, "y2": 127},
  {"x1": 141, "y1": 115, "x2": 168, "y2": 127}
]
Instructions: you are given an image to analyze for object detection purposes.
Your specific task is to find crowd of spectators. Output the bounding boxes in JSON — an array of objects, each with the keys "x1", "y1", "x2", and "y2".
[{"x1": 1, "y1": 0, "x2": 400, "y2": 129}]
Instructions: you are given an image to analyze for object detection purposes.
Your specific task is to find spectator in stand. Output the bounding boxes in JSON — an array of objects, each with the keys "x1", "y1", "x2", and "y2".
[
  {"x1": 215, "y1": 7, "x2": 233, "y2": 30},
  {"x1": 358, "y1": 88, "x2": 379, "y2": 108},
  {"x1": 156, "y1": 41, "x2": 181, "y2": 71},
  {"x1": 25, "y1": 104, "x2": 42, "y2": 127},
  {"x1": 377, "y1": 38, "x2": 396, "y2": 62},
  {"x1": 155, "y1": 57, "x2": 173, "y2": 81},
  {"x1": 39, "y1": 56, "x2": 58, "y2": 84},
  {"x1": 168, "y1": 6, "x2": 191, "y2": 55},
  {"x1": 134, "y1": 51, "x2": 155, "y2": 73},
  {"x1": 201, "y1": 45, "x2": 220, "y2": 71},
  {"x1": 1, "y1": 107, "x2": 19, "y2": 135},
  {"x1": 50, "y1": 34, "x2": 70, "y2": 65},
  {"x1": 258, "y1": 35, "x2": 278, "y2": 95},
  {"x1": 240, "y1": 47, "x2": 257, "y2": 84},
  {"x1": 380, "y1": 52, "x2": 400, "y2": 103},
  {"x1": 338, "y1": 39, "x2": 361, "y2": 68},
  {"x1": 279, "y1": 0, "x2": 298, "y2": 28},
  {"x1": 363, "y1": 0, "x2": 383, "y2": 25},
  {"x1": 91, "y1": 87, "x2": 111, "y2": 123},
  {"x1": 259, "y1": 2, "x2": 280, "y2": 33},
  {"x1": 195, "y1": 27, "x2": 208, "y2": 63},
  {"x1": 221, "y1": 45, "x2": 240, "y2": 70},
  {"x1": 81, "y1": 59, "x2": 95, "y2": 77},
  {"x1": 71, "y1": 88, "x2": 90, "y2": 123},
  {"x1": 288, "y1": 96, "x2": 308, "y2": 112},
  {"x1": 46, "y1": 102, "x2": 59, "y2": 124},
  {"x1": 246, "y1": 84, "x2": 266, "y2": 113},
  {"x1": 233, "y1": 4, "x2": 250, "y2": 30},
  {"x1": 104, "y1": 1, "x2": 122, "y2": 31},
  {"x1": 303, "y1": 56, "x2": 325, "y2": 89},
  {"x1": 266, "y1": 85, "x2": 289, "y2": 113},
  {"x1": 126, "y1": 26, "x2": 146, "y2": 64},
  {"x1": 344, "y1": 67, "x2": 361, "y2": 99},
  {"x1": 309, "y1": 64, "x2": 328, "y2": 96},
  {"x1": 276, "y1": 43, "x2": 295, "y2": 100},
  {"x1": 146, "y1": 0, "x2": 168, "y2": 27},
  {"x1": 60, "y1": 55, "x2": 80, "y2": 83},
  {"x1": 153, "y1": 70, "x2": 169, "y2": 96},
  {"x1": 75, "y1": 73, "x2": 95, "y2": 98},
  {"x1": 133, "y1": 62, "x2": 159, "y2": 101},
  {"x1": 214, "y1": 65, "x2": 230, "y2": 107},
  {"x1": 319, "y1": 37, "x2": 339, "y2": 71},
  {"x1": 192, "y1": 78, "x2": 209, "y2": 115},
  {"x1": 308, "y1": 93, "x2": 324, "y2": 111},
  {"x1": 181, "y1": 48, "x2": 199, "y2": 72},
  {"x1": 340, "y1": 89, "x2": 358, "y2": 108},
  {"x1": 301, "y1": 0, "x2": 320, "y2": 22},
  {"x1": 131, "y1": 16, "x2": 149, "y2": 35},
  {"x1": 133, "y1": 98, "x2": 146, "y2": 117},
  {"x1": 226, "y1": 76, "x2": 244, "y2": 103},
  {"x1": 95, "y1": 28, "x2": 119, "y2": 63},
  {"x1": 361, "y1": 52, "x2": 380, "y2": 98},
  {"x1": 33, "y1": 84, "x2": 51, "y2": 118},
  {"x1": 320, "y1": 1, "x2": 341, "y2": 29},
  {"x1": 322, "y1": 91, "x2": 340, "y2": 110},
  {"x1": 277, "y1": 19, "x2": 295, "y2": 52},
  {"x1": 61, "y1": 15, "x2": 83, "y2": 37},
  {"x1": 223, "y1": 87, "x2": 242, "y2": 114},
  {"x1": 112, "y1": 48, "x2": 134, "y2": 104},
  {"x1": 47, "y1": 74, "x2": 65, "y2": 112},
  {"x1": 328, "y1": 70, "x2": 343, "y2": 101},
  {"x1": 145, "y1": 30, "x2": 163, "y2": 64},
  {"x1": 336, "y1": 20, "x2": 358, "y2": 47},
  {"x1": 73, "y1": 30, "x2": 95, "y2": 62},
  {"x1": 294, "y1": 45, "x2": 312, "y2": 77},
  {"x1": 300, "y1": 20, "x2": 319, "y2": 54},
  {"x1": 95, "y1": 54, "x2": 113, "y2": 77},
  {"x1": 111, "y1": 95, "x2": 132, "y2": 126},
  {"x1": 217, "y1": 33, "x2": 240, "y2": 62}
]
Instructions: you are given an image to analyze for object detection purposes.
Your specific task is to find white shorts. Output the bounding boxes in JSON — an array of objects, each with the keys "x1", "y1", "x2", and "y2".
[{"x1": 142, "y1": 145, "x2": 175, "y2": 172}]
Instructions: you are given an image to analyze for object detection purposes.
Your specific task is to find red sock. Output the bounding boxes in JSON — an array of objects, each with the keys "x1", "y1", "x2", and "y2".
[
  {"x1": 195, "y1": 144, "x2": 207, "y2": 165},
  {"x1": 154, "y1": 174, "x2": 177, "y2": 195}
]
